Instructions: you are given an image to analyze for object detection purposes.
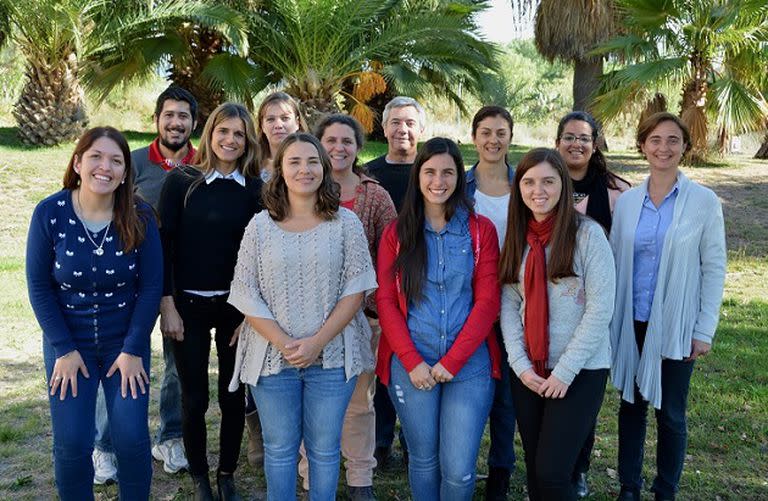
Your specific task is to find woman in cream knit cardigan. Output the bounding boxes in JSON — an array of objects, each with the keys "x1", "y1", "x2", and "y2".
[{"x1": 610, "y1": 112, "x2": 726, "y2": 501}]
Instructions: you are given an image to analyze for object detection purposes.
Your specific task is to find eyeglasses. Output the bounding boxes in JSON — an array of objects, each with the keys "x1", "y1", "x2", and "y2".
[{"x1": 560, "y1": 134, "x2": 593, "y2": 145}]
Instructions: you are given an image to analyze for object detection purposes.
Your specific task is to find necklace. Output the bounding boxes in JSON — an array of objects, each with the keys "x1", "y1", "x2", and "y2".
[{"x1": 76, "y1": 189, "x2": 112, "y2": 256}]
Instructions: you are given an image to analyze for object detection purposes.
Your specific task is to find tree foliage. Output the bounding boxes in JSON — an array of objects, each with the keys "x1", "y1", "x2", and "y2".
[{"x1": 592, "y1": 0, "x2": 768, "y2": 162}]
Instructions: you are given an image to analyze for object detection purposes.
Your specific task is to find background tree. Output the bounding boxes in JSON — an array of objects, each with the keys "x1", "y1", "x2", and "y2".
[
  {"x1": 1, "y1": 0, "x2": 247, "y2": 145},
  {"x1": 592, "y1": 0, "x2": 768, "y2": 163}
]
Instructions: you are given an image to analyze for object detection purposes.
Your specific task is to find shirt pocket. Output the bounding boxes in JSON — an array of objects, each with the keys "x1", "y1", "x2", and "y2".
[{"x1": 445, "y1": 237, "x2": 474, "y2": 278}]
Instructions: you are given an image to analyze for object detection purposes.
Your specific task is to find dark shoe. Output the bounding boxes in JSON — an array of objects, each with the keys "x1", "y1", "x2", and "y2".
[
  {"x1": 245, "y1": 412, "x2": 264, "y2": 468},
  {"x1": 348, "y1": 485, "x2": 377, "y2": 501},
  {"x1": 373, "y1": 445, "x2": 391, "y2": 469},
  {"x1": 617, "y1": 486, "x2": 641, "y2": 501},
  {"x1": 217, "y1": 473, "x2": 242, "y2": 501},
  {"x1": 654, "y1": 493, "x2": 675, "y2": 501},
  {"x1": 576, "y1": 472, "x2": 590, "y2": 498},
  {"x1": 191, "y1": 473, "x2": 215, "y2": 501},
  {"x1": 485, "y1": 467, "x2": 511, "y2": 501}
]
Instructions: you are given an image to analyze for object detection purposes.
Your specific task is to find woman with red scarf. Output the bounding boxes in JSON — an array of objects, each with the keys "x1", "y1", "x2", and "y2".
[{"x1": 498, "y1": 148, "x2": 616, "y2": 501}]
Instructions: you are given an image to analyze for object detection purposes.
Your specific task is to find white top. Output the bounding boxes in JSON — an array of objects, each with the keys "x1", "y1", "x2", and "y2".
[
  {"x1": 205, "y1": 168, "x2": 246, "y2": 187},
  {"x1": 609, "y1": 172, "x2": 726, "y2": 408},
  {"x1": 227, "y1": 208, "x2": 378, "y2": 389},
  {"x1": 473, "y1": 190, "x2": 510, "y2": 249}
]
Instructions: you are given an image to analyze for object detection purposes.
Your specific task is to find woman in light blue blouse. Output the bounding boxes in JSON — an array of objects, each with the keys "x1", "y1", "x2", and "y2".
[
  {"x1": 610, "y1": 113, "x2": 726, "y2": 501},
  {"x1": 26, "y1": 127, "x2": 162, "y2": 500}
]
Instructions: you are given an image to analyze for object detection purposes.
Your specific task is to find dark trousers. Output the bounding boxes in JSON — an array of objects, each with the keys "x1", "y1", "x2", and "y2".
[
  {"x1": 511, "y1": 368, "x2": 608, "y2": 501},
  {"x1": 618, "y1": 321, "x2": 695, "y2": 498},
  {"x1": 374, "y1": 380, "x2": 406, "y2": 452},
  {"x1": 174, "y1": 292, "x2": 245, "y2": 476},
  {"x1": 487, "y1": 325, "x2": 516, "y2": 471},
  {"x1": 574, "y1": 423, "x2": 596, "y2": 475}
]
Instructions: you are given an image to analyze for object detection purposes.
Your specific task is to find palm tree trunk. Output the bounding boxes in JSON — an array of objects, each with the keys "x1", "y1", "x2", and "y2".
[
  {"x1": 754, "y1": 132, "x2": 768, "y2": 159},
  {"x1": 573, "y1": 56, "x2": 609, "y2": 151},
  {"x1": 13, "y1": 53, "x2": 87, "y2": 146},
  {"x1": 679, "y1": 55, "x2": 709, "y2": 164}
]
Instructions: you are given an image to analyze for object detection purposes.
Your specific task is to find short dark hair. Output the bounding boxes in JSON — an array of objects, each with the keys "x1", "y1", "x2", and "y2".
[
  {"x1": 314, "y1": 113, "x2": 365, "y2": 173},
  {"x1": 636, "y1": 112, "x2": 692, "y2": 154},
  {"x1": 154, "y1": 85, "x2": 198, "y2": 122},
  {"x1": 471, "y1": 106, "x2": 514, "y2": 138}
]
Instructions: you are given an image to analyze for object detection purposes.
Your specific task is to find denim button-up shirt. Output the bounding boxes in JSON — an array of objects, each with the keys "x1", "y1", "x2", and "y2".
[
  {"x1": 406, "y1": 208, "x2": 489, "y2": 380},
  {"x1": 633, "y1": 183, "x2": 679, "y2": 321}
]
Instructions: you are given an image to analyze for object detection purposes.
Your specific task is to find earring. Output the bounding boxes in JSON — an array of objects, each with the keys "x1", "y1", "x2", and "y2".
[{"x1": 121, "y1": 179, "x2": 125, "y2": 185}]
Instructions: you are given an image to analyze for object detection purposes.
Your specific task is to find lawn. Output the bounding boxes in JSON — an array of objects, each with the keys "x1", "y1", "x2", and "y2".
[{"x1": 0, "y1": 127, "x2": 766, "y2": 500}]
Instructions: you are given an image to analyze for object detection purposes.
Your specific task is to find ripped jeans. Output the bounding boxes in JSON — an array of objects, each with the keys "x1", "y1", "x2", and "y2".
[{"x1": 388, "y1": 357, "x2": 494, "y2": 501}]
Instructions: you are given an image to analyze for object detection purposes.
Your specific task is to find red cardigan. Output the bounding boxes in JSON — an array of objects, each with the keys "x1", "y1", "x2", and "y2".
[{"x1": 375, "y1": 213, "x2": 502, "y2": 385}]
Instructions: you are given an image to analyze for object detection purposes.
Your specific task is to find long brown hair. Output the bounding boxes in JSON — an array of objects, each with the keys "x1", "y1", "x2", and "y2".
[
  {"x1": 499, "y1": 147, "x2": 579, "y2": 284},
  {"x1": 184, "y1": 102, "x2": 259, "y2": 205},
  {"x1": 262, "y1": 133, "x2": 340, "y2": 222},
  {"x1": 62, "y1": 127, "x2": 147, "y2": 252},
  {"x1": 256, "y1": 92, "x2": 308, "y2": 168},
  {"x1": 395, "y1": 137, "x2": 472, "y2": 303}
]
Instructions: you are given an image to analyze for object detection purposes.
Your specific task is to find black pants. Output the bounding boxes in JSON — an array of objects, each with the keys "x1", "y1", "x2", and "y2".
[
  {"x1": 618, "y1": 321, "x2": 695, "y2": 498},
  {"x1": 173, "y1": 292, "x2": 245, "y2": 476},
  {"x1": 574, "y1": 423, "x2": 596, "y2": 475},
  {"x1": 511, "y1": 368, "x2": 608, "y2": 501}
]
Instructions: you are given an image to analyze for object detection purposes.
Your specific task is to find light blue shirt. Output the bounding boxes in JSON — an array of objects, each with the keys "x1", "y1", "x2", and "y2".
[
  {"x1": 406, "y1": 207, "x2": 489, "y2": 380},
  {"x1": 632, "y1": 184, "x2": 678, "y2": 321}
]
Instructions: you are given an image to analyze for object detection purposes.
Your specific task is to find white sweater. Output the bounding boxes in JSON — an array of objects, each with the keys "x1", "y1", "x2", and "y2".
[
  {"x1": 609, "y1": 172, "x2": 726, "y2": 409},
  {"x1": 500, "y1": 217, "x2": 616, "y2": 386}
]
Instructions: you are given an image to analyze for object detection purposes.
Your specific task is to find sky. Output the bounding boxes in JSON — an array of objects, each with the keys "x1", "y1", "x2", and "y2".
[{"x1": 476, "y1": 0, "x2": 535, "y2": 44}]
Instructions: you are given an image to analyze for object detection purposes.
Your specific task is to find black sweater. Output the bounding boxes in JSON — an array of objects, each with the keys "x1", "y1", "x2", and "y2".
[{"x1": 158, "y1": 166, "x2": 263, "y2": 296}]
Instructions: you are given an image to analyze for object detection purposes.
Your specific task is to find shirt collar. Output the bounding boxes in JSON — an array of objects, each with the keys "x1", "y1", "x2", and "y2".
[
  {"x1": 205, "y1": 169, "x2": 246, "y2": 187},
  {"x1": 643, "y1": 180, "x2": 679, "y2": 205},
  {"x1": 148, "y1": 138, "x2": 196, "y2": 171},
  {"x1": 466, "y1": 162, "x2": 515, "y2": 185},
  {"x1": 426, "y1": 206, "x2": 469, "y2": 235}
]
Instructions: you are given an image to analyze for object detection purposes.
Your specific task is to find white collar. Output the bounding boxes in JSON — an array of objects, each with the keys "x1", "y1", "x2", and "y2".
[{"x1": 205, "y1": 169, "x2": 246, "y2": 187}]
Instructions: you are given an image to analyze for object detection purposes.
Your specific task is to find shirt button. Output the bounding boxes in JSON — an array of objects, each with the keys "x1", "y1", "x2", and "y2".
[
  {"x1": 92, "y1": 267, "x2": 97, "y2": 272},
  {"x1": 94, "y1": 304, "x2": 99, "y2": 309},
  {"x1": 93, "y1": 319, "x2": 98, "y2": 325},
  {"x1": 440, "y1": 309, "x2": 445, "y2": 314},
  {"x1": 92, "y1": 292, "x2": 97, "y2": 297}
]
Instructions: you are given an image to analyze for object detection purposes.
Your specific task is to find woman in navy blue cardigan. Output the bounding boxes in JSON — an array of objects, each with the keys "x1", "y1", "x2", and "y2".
[{"x1": 26, "y1": 127, "x2": 163, "y2": 500}]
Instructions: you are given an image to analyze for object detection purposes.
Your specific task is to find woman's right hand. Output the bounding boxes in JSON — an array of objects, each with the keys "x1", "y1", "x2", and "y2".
[
  {"x1": 409, "y1": 362, "x2": 437, "y2": 391},
  {"x1": 520, "y1": 368, "x2": 546, "y2": 394},
  {"x1": 49, "y1": 350, "x2": 89, "y2": 400},
  {"x1": 160, "y1": 296, "x2": 184, "y2": 341}
]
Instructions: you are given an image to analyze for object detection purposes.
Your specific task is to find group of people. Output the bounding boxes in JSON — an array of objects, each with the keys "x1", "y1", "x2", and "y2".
[{"x1": 27, "y1": 86, "x2": 726, "y2": 501}]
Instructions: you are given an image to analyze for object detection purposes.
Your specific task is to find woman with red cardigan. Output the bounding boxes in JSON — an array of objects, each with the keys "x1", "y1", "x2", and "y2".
[{"x1": 376, "y1": 137, "x2": 501, "y2": 500}]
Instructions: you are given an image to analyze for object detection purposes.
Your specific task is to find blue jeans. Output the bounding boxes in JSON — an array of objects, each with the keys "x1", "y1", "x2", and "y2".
[
  {"x1": 487, "y1": 326, "x2": 516, "y2": 471},
  {"x1": 43, "y1": 337, "x2": 151, "y2": 501},
  {"x1": 251, "y1": 366, "x2": 356, "y2": 501},
  {"x1": 95, "y1": 334, "x2": 183, "y2": 452},
  {"x1": 388, "y1": 357, "x2": 494, "y2": 501}
]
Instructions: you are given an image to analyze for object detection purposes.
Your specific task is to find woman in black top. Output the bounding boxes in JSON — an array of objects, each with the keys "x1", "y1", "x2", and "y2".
[{"x1": 158, "y1": 102, "x2": 262, "y2": 500}]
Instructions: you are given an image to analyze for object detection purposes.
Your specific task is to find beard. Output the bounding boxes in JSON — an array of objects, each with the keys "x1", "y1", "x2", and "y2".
[{"x1": 159, "y1": 135, "x2": 188, "y2": 152}]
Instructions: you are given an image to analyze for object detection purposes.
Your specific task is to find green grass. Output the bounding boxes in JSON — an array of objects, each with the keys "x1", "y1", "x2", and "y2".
[{"x1": 1, "y1": 128, "x2": 767, "y2": 500}]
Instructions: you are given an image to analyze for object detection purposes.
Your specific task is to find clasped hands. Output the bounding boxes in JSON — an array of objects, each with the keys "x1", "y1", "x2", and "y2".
[
  {"x1": 408, "y1": 361, "x2": 454, "y2": 391},
  {"x1": 520, "y1": 369, "x2": 569, "y2": 399}
]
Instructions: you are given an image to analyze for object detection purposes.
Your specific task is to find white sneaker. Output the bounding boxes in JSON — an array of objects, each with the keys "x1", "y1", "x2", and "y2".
[
  {"x1": 152, "y1": 438, "x2": 189, "y2": 474},
  {"x1": 92, "y1": 448, "x2": 118, "y2": 485}
]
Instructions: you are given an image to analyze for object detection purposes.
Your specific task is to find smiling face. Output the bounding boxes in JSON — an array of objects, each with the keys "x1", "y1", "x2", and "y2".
[
  {"x1": 473, "y1": 115, "x2": 512, "y2": 165},
  {"x1": 640, "y1": 120, "x2": 686, "y2": 173},
  {"x1": 556, "y1": 119, "x2": 595, "y2": 175},
  {"x1": 155, "y1": 99, "x2": 196, "y2": 153},
  {"x1": 262, "y1": 102, "x2": 300, "y2": 154},
  {"x1": 211, "y1": 117, "x2": 246, "y2": 172},
  {"x1": 419, "y1": 153, "x2": 458, "y2": 211},
  {"x1": 519, "y1": 161, "x2": 563, "y2": 221},
  {"x1": 320, "y1": 122, "x2": 360, "y2": 173},
  {"x1": 281, "y1": 140, "x2": 324, "y2": 199},
  {"x1": 75, "y1": 136, "x2": 127, "y2": 197},
  {"x1": 384, "y1": 106, "x2": 423, "y2": 158}
]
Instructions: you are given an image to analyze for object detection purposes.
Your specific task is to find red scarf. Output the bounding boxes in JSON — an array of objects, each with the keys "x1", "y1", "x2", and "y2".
[
  {"x1": 148, "y1": 138, "x2": 196, "y2": 171},
  {"x1": 524, "y1": 213, "x2": 555, "y2": 378}
]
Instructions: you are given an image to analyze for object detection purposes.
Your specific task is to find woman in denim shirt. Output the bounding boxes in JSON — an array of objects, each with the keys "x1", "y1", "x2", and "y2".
[{"x1": 376, "y1": 137, "x2": 502, "y2": 500}]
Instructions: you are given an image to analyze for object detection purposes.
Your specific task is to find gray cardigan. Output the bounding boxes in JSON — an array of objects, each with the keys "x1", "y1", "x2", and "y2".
[
  {"x1": 500, "y1": 218, "x2": 616, "y2": 386},
  {"x1": 609, "y1": 172, "x2": 726, "y2": 409}
]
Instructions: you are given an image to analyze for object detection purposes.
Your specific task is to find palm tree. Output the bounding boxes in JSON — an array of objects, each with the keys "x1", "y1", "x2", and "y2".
[
  {"x1": 2, "y1": 0, "x2": 247, "y2": 145},
  {"x1": 592, "y1": 0, "x2": 768, "y2": 163},
  {"x1": 244, "y1": 0, "x2": 499, "y2": 129}
]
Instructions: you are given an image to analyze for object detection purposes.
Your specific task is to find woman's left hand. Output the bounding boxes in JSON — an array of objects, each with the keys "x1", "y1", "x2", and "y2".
[
  {"x1": 107, "y1": 353, "x2": 149, "y2": 399},
  {"x1": 685, "y1": 339, "x2": 711, "y2": 361},
  {"x1": 284, "y1": 337, "x2": 323, "y2": 368},
  {"x1": 539, "y1": 374, "x2": 569, "y2": 399},
  {"x1": 430, "y1": 363, "x2": 454, "y2": 383}
]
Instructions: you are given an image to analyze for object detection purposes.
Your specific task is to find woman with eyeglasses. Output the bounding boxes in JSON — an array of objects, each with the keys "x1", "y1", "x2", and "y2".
[{"x1": 554, "y1": 111, "x2": 630, "y2": 496}]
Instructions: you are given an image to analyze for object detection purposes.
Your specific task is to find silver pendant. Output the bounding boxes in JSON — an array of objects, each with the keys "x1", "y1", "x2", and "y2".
[{"x1": 94, "y1": 248, "x2": 104, "y2": 256}]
